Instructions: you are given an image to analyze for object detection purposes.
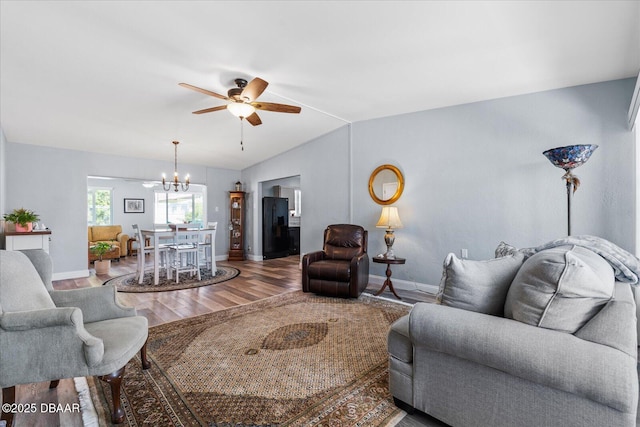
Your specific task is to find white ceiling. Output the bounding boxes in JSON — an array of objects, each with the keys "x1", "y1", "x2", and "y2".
[{"x1": 1, "y1": 1, "x2": 639, "y2": 170}]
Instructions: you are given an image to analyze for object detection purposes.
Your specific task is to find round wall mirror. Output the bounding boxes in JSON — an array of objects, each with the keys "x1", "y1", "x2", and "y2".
[{"x1": 368, "y1": 164, "x2": 404, "y2": 205}]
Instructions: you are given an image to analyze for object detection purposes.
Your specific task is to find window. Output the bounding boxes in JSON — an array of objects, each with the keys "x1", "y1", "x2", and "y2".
[
  {"x1": 154, "y1": 190, "x2": 205, "y2": 226},
  {"x1": 88, "y1": 187, "x2": 113, "y2": 225},
  {"x1": 294, "y1": 188, "x2": 302, "y2": 216}
]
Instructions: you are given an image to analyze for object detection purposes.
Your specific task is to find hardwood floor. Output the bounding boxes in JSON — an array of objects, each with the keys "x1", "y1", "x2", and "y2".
[
  {"x1": 54, "y1": 255, "x2": 304, "y2": 327},
  {"x1": 5, "y1": 254, "x2": 436, "y2": 426}
]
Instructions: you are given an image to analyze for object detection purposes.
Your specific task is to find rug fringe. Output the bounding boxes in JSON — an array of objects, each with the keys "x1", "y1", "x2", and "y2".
[
  {"x1": 362, "y1": 292, "x2": 414, "y2": 307},
  {"x1": 382, "y1": 410, "x2": 407, "y2": 427},
  {"x1": 74, "y1": 377, "x2": 100, "y2": 427}
]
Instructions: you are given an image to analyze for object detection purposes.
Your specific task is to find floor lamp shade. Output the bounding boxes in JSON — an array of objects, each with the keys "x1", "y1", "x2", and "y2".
[{"x1": 543, "y1": 144, "x2": 598, "y2": 236}]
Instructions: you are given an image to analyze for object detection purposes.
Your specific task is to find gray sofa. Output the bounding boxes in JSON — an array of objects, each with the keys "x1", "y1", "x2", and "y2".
[{"x1": 388, "y1": 240, "x2": 639, "y2": 427}]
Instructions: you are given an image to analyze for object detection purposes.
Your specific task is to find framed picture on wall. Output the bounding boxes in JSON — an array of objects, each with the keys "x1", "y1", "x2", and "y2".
[{"x1": 124, "y1": 198, "x2": 145, "y2": 213}]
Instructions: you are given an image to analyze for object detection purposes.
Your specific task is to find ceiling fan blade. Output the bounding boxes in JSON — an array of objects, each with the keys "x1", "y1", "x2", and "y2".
[
  {"x1": 253, "y1": 102, "x2": 301, "y2": 114},
  {"x1": 246, "y1": 112, "x2": 262, "y2": 126},
  {"x1": 179, "y1": 83, "x2": 228, "y2": 100},
  {"x1": 192, "y1": 105, "x2": 228, "y2": 114},
  {"x1": 241, "y1": 77, "x2": 268, "y2": 102}
]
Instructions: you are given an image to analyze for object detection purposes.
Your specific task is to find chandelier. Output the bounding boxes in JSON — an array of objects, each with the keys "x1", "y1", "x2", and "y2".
[{"x1": 162, "y1": 140, "x2": 190, "y2": 192}]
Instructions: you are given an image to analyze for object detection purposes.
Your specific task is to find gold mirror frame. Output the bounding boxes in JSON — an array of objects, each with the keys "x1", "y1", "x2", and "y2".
[{"x1": 368, "y1": 164, "x2": 404, "y2": 205}]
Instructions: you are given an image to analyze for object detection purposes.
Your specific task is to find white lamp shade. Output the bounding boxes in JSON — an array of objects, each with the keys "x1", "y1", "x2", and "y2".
[
  {"x1": 376, "y1": 206, "x2": 403, "y2": 229},
  {"x1": 227, "y1": 102, "x2": 256, "y2": 118}
]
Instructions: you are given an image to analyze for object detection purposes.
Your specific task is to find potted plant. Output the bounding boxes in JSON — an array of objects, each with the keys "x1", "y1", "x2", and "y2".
[
  {"x1": 91, "y1": 241, "x2": 113, "y2": 275},
  {"x1": 3, "y1": 208, "x2": 39, "y2": 232}
]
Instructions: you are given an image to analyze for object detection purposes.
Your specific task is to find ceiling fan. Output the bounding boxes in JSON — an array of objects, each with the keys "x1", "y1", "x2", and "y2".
[{"x1": 179, "y1": 77, "x2": 301, "y2": 126}]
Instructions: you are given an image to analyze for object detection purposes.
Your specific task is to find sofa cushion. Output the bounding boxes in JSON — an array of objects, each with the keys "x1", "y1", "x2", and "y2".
[
  {"x1": 504, "y1": 245, "x2": 615, "y2": 333},
  {"x1": 90, "y1": 225, "x2": 122, "y2": 242},
  {"x1": 436, "y1": 252, "x2": 525, "y2": 316}
]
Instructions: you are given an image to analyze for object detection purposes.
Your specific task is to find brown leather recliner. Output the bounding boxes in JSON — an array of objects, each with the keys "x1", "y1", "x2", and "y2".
[{"x1": 302, "y1": 224, "x2": 369, "y2": 298}]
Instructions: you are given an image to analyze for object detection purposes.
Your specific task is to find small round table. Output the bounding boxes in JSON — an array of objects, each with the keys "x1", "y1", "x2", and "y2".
[{"x1": 372, "y1": 256, "x2": 406, "y2": 300}]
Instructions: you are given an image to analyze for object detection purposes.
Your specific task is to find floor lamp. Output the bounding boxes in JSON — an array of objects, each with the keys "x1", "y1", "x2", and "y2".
[{"x1": 543, "y1": 144, "x2": 598, "y2": 236}]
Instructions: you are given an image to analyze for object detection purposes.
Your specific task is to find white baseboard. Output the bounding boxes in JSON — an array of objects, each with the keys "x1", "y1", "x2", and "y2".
[
  {"x1": 53, "y1": 269, "x2": 90, "y2": 281},
  {"x1": 368, "y1": 274, "x2": 438, "y2": 295}
]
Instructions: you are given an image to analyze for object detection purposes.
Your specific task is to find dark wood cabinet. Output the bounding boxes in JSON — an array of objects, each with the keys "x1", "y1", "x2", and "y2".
[
  {"x1": 288, "y1": 227, "x2": 300, "y2": 255},
  {"x1": 228, "y1": 191, "x2": 245, "y2": 261}
]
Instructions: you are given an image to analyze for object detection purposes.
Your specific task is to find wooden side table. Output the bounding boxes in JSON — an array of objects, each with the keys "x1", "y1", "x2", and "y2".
[
  {"x1": 372, "y1": 256, "x2": 406, "y2": 300},
  {"x1": 127, "y1": 237, "x2": 149, "y2": 256}
]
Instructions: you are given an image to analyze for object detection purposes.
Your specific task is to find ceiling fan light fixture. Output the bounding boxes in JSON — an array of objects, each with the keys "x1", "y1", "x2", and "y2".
[{"x1": 227, "y1": 102, "x2": 255, "y2": 118}]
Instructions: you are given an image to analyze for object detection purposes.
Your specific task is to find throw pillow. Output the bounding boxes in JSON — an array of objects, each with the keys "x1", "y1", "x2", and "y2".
[
  {"x1": 504, "y1": 245, "x2": 615, "y2": 333},
  {"x1": 436, "y1": 252, "x2": 525, "y2": 316},
  {"x1": 495, "y1": 241, "x2": 518, "y2": 258}
]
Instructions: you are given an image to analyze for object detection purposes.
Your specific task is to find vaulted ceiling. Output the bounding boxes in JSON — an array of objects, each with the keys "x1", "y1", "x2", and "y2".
[{"x1": 1, "y1": 1, "x2": 638, "y2": 170}]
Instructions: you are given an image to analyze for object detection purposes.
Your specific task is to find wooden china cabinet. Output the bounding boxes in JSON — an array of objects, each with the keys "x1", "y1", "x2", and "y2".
[{"x1": 228, "y1": 191, "x2": 246, "y2": 261}]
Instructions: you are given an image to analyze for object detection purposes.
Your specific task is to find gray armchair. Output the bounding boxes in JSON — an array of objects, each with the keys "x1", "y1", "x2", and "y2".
[{"x1": 0, "y1": 250, "x2": 150, "y2": 426}]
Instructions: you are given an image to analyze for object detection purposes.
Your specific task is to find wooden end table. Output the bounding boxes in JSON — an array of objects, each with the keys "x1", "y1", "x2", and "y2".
[
  {"x1": 372, "y1": 256, "x2": 406, "y2": 300},
  {"x1": 127, "y1": 237, "x2": 149, "y2": 256}
]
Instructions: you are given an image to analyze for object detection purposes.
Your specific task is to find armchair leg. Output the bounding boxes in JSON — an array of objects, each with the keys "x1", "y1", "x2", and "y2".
[
  {"x1": 141, "y1": 340, "x2": 151, "y2": 370},
  {"x1": 1, "y1": 386, "x2": 16, "y2": 427},
  {"x1": 49, "y1": 380, "x2": 60, "y2": 389},
  {"x1": 98, "y1": 366, "x2": 126, "y2": 424}
]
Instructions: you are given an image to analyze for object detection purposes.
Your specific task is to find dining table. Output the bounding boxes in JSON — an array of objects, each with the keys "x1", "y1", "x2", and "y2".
[{"x1": 140, "y1": 227, "x2": 217, "y2": 285}]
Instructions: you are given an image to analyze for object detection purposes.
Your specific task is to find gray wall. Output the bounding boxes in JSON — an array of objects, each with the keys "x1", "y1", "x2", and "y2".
[
  {"x1": 0, "y1": 128, "x2": 6, "y2": 222},
  {"x1": 243, "y1": 78, "x2": 637, "y2": 287},
  {"x1": 2, "y1": 143, "x2": 239, "y2": 277},
  {"x1": 1, "y1": 78, "x2": 636, "y2": 284},
  {"x1": 242, "y1": 126, "x2": 351, "y2": 260}
]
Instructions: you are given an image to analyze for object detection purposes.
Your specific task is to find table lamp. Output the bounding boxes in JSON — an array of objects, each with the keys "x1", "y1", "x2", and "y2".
[{"x1": 376, "y1": 206, "x2": 403, "y2": 259}]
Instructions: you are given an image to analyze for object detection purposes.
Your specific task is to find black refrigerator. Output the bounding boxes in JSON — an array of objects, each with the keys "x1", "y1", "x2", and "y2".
[{"x1": 262, "y1": 197, "x2": 290, "y2": 259}]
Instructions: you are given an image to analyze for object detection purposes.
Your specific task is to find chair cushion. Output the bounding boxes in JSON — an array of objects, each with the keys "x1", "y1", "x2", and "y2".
[
  {"x1": 436, "y1": 252, "x2": 525, "y2": 316},
  {"x1": 307, "y1": 260, "x2": 351, "y2": 282},
  {"x1": 19, "y1": 249, "x2": 54, "y2": 291},
  {"x1": 84, "y1": 316, "x2": 148, "y2": 375},
  {"x1": 0, "y1": 250, "x2": 55, "y2": 313},
  {"x1": 504, "y1": 245, "x2": 615, "y2": 333},
  {"x1": 324, "y1": 225, "x2": 365, "y2": 260}
]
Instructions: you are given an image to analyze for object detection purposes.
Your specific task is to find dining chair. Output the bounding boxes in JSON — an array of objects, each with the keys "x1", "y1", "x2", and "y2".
[
  {"x1": 132, "y1": 224, "x2": 168, "y2": 284},
  {"x1": 167, "y1": 229, "x2": 201, "y2": 283},
  {"x1": 199, "y1": 222, "x2": 218, "y2": 272}
]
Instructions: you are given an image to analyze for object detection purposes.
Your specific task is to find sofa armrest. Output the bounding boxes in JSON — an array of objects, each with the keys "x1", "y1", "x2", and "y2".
[
  {"x1": 50, "y1": 284, "x2": 136, "y2": 323},
  {"x1": 302, "y1": 250, "x2": 325, "y2": 292},
  {"x1": 1, "y1": 307, "x2": 82, "y2": 331},
  {"x1": 303, "y1": 250, "x2": 325, "y2": 265},
  {"x1": 350, "y1": 252, "x2": 370, "y2": 297},
  {"x1": 116, "y1": 232, "x2": 129, "y2": 256},
  {"x1": 409, "y1": 303, "x2": 638, "y2": 413}
]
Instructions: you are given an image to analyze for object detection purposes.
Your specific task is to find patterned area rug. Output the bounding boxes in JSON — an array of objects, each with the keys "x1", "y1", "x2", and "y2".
[
  {"x1": 85, "y1": 291, "x2": 410, "y2": 426},
  {"x1": 103, "y1": 266, "x2": 240, "y2": 292}
]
